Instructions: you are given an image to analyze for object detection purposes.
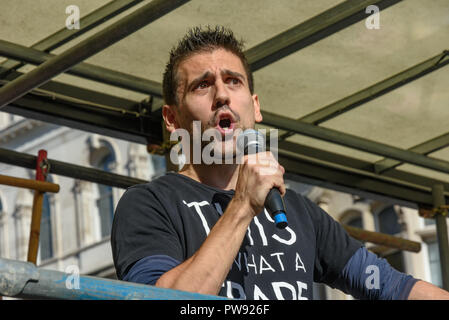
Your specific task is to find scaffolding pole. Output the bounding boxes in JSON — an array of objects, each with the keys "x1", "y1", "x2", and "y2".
[
  {"x1": 278, "y1": 50, "x2": 449, "y2": 140},
  {"x1": 246, "y1": 0, "x2": 402, "y2": 71},
  {"x1": 0, "y1": 39, "x2": 162, "y2": 96},
  {"x1": 0, "y1": 258, "x2": 226, "y2": 300},
  {"x1": 262, "y1": 111, "x2": 449, "y2": 176},
  {"x1": 432, "y1": 184, "x2": 449, "y2": 290},
  {"x1": 27, "y1": 150, "x2": 48, "y2": 264},
  {"x1": 0, "y1": 174, "x2": 59, "y2": 193},
  {"x1": 343, "y1": 225, "x2": 421, "y2": 253},
  {"x1": 0, "y1": 147, "x2": 146, "y2": 189}
]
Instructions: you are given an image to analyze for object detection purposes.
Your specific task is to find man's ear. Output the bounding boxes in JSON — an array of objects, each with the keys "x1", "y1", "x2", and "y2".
[
  {"x1": 252, "y1": 94, "x2": 263, "y2": 123},
  {"x1": 162, "y1": 104, "x2": 179, "y2": 133}
]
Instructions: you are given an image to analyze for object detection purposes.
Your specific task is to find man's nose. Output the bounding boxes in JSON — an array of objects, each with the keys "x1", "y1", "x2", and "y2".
[{"x1": 213, "y1": 80, "x2": 230, "y2": 110}]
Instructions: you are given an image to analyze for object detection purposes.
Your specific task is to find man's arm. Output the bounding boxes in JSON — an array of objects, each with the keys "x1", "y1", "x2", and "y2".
[
  {"x1": 408, "y1": 280, "x2": 449, "y2": 300},
  {"x1": 331, "y1": 246, "x2": 449, "y2": 300},
  {"x1": 155, "y1": 197, "x2": 253, "y2": 295}
]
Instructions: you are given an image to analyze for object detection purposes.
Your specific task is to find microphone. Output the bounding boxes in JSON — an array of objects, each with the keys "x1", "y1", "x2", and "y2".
[{"x1": 239, "y1": 129, "x2": 288, "y2": 229}]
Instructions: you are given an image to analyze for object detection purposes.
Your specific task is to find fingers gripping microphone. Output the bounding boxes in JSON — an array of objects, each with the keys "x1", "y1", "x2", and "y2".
[{"x1": 240, "y1": 129, "x2": 288, "y2": 229}]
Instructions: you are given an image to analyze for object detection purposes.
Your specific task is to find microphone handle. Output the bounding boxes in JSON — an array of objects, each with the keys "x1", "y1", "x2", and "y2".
[
  {"x1": 264, "y1": 188, "x2": 288, "y2": 229},
  {"x1": 240, "y1": 129, "x2": 287, "y2": 229}
]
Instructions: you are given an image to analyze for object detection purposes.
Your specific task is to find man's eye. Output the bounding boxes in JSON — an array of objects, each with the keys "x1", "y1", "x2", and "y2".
[
  {"x1": 196, "y1": 81, "x2": 209, "y2": 89},
  {"x1": 228, "y1": 78, "x2": 240, "y2": 85}
]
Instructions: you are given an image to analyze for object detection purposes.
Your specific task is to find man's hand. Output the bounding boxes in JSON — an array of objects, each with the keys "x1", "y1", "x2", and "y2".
[{"x1": 233, "y1": 151, "x2": 286, "y2": 218}]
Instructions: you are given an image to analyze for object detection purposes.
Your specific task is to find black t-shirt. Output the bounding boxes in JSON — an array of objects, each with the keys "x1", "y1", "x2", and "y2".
[{"x1": 111, "y1": 172, "x2": 362, "y2": 300}]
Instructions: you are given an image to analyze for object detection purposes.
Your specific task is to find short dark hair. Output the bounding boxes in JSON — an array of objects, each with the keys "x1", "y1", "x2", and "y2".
[{"x1": 162, "y1": 25, "x2": 254, "y2": 106}]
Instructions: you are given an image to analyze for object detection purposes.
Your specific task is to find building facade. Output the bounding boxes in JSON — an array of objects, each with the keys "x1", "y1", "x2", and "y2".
[{"x1": 0, "y1": 115, "x2": 165, "y2": 279}]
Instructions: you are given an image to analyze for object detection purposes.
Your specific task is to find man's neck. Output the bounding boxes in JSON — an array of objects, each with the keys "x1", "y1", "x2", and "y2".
[{"x1": 179, "y1": 163, "x2": 239, "y2": 191}]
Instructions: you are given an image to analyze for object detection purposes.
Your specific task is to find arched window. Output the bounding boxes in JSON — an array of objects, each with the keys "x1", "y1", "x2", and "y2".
[
  {"x1": 39, "y1": 192, "x2": 53, "y2": 260},
  {"x1": 96, "y1": 152, "x2": 115, "y2": 238},
  {"x1": 38, "y1": 174, "x2": 54, "y2": 261},
  {"x1": 347, "y1": 215, "x2": 363, "y2": 229},
  {"x1": 376, "y1": 206, "x2": 402, "y2": 235},
  {"x1": 14, "y1": 188, "x2": 33, "y2": 261},
  {"x1": 150, "y1": 154, "x2": 167, "y2": 179},
  {"x1": 373, "y1": 205, "x2": 405, "y2": 272},
  {"x1": 426, "y1": 240, "x2": 442, "y2": 287},
  {"x1": 88, "y1": 136, "x2": 119, "y2": 240},
  {"x1": 340, "y1": 209, "x2": 363, "y2": 229}
]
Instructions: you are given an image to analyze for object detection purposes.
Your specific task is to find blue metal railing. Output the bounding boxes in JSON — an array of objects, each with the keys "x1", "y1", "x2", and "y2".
[{"x1": 0, "y1": 258, "x2": 227, "y2": 300}]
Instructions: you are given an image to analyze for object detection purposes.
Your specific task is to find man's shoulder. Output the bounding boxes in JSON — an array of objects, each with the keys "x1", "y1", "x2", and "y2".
[
  {"x1": 126, "y1": 171, "x2": 185, "y2": 193},
  {"x1": 284, "y1": 188, "x2": 310, "y2": 206},
  {"x1": 115, "y1": 173, "x2": 189, "y2": 215},
  {"x1": 283, "y1": 188, "x2": 325, "y2": 221}
]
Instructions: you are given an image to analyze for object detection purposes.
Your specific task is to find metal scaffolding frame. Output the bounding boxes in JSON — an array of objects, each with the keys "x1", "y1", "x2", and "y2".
[
  {"x1": 0, "y1": 39, "x2": 163, "y2": 96},
  {"x1": 245, "y1": 0, "x2": 403, "y2": 71},
  {"x1": 0, "y1": 0, "x2": 146, "y2": 77},
  {"x1": 278, "y1": 51, "x2": 449, "y2": 136},
  {"x1": 0, "y1": 0, "x2": 448, "y2": 298},
  {"x1": 0, "y1": 258, "x2": 226, "y2": 300},
  {"x1": 0, "y1": 0, "x2": 189, "y2": 108},
  {"x1": 0, "y1": 73, "x2": 162, "y2": 145},
  {"x1": 278, "y1": 140, "x2": 449, "y2": 208}
]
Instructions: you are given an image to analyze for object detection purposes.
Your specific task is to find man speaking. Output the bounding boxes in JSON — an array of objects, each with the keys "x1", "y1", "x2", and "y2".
[{"x1": 111, "y1": 25, "x2": 449, "y2": 300}]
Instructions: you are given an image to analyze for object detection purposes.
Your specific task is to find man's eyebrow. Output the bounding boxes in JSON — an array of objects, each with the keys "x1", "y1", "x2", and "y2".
[
  {"x1": 221, "y1": 69, "x2": 245, "y2": 81},
  {"x1": 187, "y1": 71, "x2": 213, "y2": 91}
]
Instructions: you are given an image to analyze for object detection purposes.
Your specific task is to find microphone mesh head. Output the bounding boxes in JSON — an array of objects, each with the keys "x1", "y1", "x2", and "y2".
[{"x1": 239, "y1": 129, "x2": 266, "y2": 155}]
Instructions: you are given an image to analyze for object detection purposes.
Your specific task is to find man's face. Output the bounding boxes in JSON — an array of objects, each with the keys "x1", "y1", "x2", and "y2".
[{"x1": 164, "y1": 48, "x2": 262, "y2": 161}]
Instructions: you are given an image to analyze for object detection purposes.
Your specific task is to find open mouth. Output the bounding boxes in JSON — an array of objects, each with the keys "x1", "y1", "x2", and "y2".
[
  {"x1": 219, "y1": 118, "x2": 232, "y2": 129},
  {"x1": 216, "y1": 113, "x2": 236, "y2": 135}
]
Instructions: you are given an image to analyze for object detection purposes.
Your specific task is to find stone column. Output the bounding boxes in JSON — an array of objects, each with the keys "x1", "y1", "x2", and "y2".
[
  {"x1": 13, "y1": 203, "x2": 32, "y2": 261},
  {"x1": 0, "y1": 210, "x2": 10, "y2": 258},
  {"x1": 72, "y1": 179, "x2": 97, "y2": 247}
]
